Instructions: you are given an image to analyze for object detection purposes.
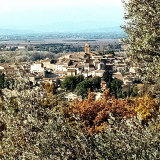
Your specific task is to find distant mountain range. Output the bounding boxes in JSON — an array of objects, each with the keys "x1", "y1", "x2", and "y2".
[
  {"x1": 0, "y1": 27, "x2": 123, "y2": 35},
  {"x1": 0, "y1": 29, "x2": 35, "y2": 35},
  {"x1": 0, "y1": 23, "x2": 125, "y2": 35},
  {"x1": 36, "y1": 22, "x2": 124, "y2": 33},
  {"x1": 83, "y1": 26, "x2": 124, "y2": 33}
]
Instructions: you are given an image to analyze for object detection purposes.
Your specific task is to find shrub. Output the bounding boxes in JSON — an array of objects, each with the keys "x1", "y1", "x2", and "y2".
[
  {"x1": 71, "y1": 89, "x2": 136, "y2": 133},
  {"x1": 133, "y1": 94, "x2": 159, "y2": 121}
]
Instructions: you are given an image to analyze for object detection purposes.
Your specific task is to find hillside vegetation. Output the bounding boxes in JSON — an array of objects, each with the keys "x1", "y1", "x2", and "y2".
[{"x1": 0, "y1": 80, "x2": 159, "y2": 159}]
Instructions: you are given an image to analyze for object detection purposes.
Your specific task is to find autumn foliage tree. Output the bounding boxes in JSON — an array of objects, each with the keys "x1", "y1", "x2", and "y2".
[
  {"x1": 0, "y1": 80, "x2": 94, "y2": 159},
  {"x1": 0, "y1": 80, "x2": 159, "y2": 159},
  {"x1": 71, "y1": 89, "x2": 136, "y2": 133},
  {"x1": 133, "y1": 94, "x2": 159, "y2": 121}
]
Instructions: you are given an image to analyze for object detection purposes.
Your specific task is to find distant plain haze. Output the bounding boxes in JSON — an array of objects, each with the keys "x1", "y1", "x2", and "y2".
[{"x1": 0, "y1": 0, "x2": 124, "y2": 33}]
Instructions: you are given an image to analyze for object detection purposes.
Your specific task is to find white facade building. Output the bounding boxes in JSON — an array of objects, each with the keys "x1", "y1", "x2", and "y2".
[{"x1": 30, "y1": 62, "x2": 44, "y2": 73}]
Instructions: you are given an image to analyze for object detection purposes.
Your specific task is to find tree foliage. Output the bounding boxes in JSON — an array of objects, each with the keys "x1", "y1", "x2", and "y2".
[
  {"x1": 71, "y1": 89, "x2": 136, "y2": 133},
  {"x1": 103, "y1": 71, "x2": 125, "y2": 98},
  {"x1": 61, "y1": 75, "x2": 84, "y2": 91},
  {"x1": 91, "y1": 76, "x2": 101, "y2": 89},
  {"x1": 75, "y1": 80, "x2": 92, "y2": 98},
  {"x1": 71, "y1": 89, "x2": 159, "y2": 133},
  {"x1": 122, "y1": 0, "x2": 160, "y2": 86},
  {"x1": 0, "y1": 80, "x2": 159, "y2": 159},
  {"x1": 103, "y1": 70, "x2": 113, "y2": 90},
  {"x1": 111, "y1": 79, "x2": 123, "y2": 98},
  {"x1": 0, "y1": 74, "x2": 5, "y2": 89},
  {"x1": 0, "y1": 81, "x2": 95, "y2": 159},
  {"x1": 75, "y1": 77, "x2": 101, "y2": 98},
  {"x1": 133, "y1": 94, "x2": 159, "y2": 121}
]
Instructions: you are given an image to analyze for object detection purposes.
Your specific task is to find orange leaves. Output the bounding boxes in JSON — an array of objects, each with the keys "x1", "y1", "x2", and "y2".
[
  {"x1": 102, "y1": 88, "x2": 112, "y2": 101},
  {"x1": 70, "y1": 89, "x2": 136, "y2": 134},
  {"x1": 70, "y1": 90, "x2": 159, "y2": 134},
  {"x1": 87, "y1": 90, "x2": 96, "y2": 102}
]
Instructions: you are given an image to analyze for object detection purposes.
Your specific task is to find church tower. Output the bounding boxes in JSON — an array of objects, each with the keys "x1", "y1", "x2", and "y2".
[{"x1": 85, "y1": 43, "x2": 90, "y2": 54}]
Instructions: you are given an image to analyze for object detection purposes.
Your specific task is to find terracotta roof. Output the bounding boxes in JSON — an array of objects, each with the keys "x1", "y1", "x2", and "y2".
[
  {"x1": 55, "y1": 71, "x2": 67, "y2": 75},
  {"x1": 112, "y1": 73, "x2": 123, "y2": 81},
  {"x1": 35, "y1": 61, "x2": 42, "y2": 64},
  {"x1": 67, "y1": 65, "x2": 77, "y2": 68},
  {"x1": 41, "y1": 58, "x2": 51, "y2": 62},
  {"x1": 67, "y1": 69, "x2": 76, "y2": 72}
]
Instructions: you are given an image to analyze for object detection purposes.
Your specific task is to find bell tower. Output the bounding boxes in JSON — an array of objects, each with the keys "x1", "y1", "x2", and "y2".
[{"x1": 85, "y1": 43, "x2": 90, "y2": 54}]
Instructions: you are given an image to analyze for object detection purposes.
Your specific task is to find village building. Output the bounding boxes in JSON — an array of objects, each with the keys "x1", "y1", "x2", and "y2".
[
  {"x1": 0, "y1": 63, "x2": 20, "y2": 78},
  {"x1": 41, "y1": 58, "x2": 54, "y2": 69},
  {"x1": 112, "y1": 72, "x2": 123, "y2": 81},
  {"x1": 28, "y1": 43, "x2": 141, "y2": 90},
  {"x1": 30, "y1": 61, "x2": 44, "y2": 73}
]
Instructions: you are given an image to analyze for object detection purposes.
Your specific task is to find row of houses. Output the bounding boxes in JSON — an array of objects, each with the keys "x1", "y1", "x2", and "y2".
[
  {"x1": 0, "y1": 44, "x2": 141, "y2": 101},
  {"x1": 30, "y1": 43, "x2": 140, "y2": 86}
]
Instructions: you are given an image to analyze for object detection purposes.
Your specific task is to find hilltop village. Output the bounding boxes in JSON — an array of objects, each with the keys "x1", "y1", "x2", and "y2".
[{"x1": 0, "y1": 43, "x2": 141, "y2": 100}]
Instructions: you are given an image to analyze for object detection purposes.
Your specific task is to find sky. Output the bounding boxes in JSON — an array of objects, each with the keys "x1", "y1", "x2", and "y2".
[{"x1": 0, "y1": 0, "x2": 125, "y2": 33}]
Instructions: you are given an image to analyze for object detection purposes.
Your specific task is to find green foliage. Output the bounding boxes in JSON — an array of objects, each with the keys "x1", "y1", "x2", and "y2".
[
  {"x1": 103, "y1": 70, "x2": 135, "y2": 99},
  {"x1": 103, "y1": 70, "x2": 112, "y2": 83},
  {"x1": 0, "y1": 74, "x2": 5, "y2": 89},
  {"x1": 103, "y1": 71, "x2": 113, "y2": 90},
  {"x1": 0, "y1": 80, "x2": 159, "y2": 159},
  {"x1": 0, "y1": 82, "x2": 95, "y2": 159},
  {"x1": 76, "y1": 80, "x2": 92, "y2": 98},
  {"x1": 122, "y1": 0, "x2": 160, "y2": 86},
  {"x1": 75, "y1": 77, "x2": 101, "y2": 98},
  {"x1": 75, "y1": 74, "x2": 84, "y2": 83},
  {"x1": 111, "y1": 79, "x2": 123, "y2": 98},
  {"x1": 62, "y1": 75, "x2": 101, "y2": 98},
  {"x1": 130, "y1": 86, "x2": 138, "y2": 97},
  {"x1": 4, "y1": 78, "x2": 15, "y2": 90},
  {"x1": 91, "y1": 76, "x2": 101, "y2": 89},
  {"x1": 61, "y1": 75, "x2": 84, "y2": 91},
  {"x1": 105, "y1": 50, "x2": 115, "y2": 55},
  {"x1": 0, "y1": 74, "x2": 15, "y2": 90}
]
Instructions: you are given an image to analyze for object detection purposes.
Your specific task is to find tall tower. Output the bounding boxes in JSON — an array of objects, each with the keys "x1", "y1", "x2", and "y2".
[{"x1": 85, "y1": 43, "x2": 90, "y2": 54}]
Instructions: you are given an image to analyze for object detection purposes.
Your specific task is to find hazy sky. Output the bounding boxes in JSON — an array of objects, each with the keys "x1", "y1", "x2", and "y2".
[{"x1": 0, "y1": 0, "x2": 124, "y2": 32}]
